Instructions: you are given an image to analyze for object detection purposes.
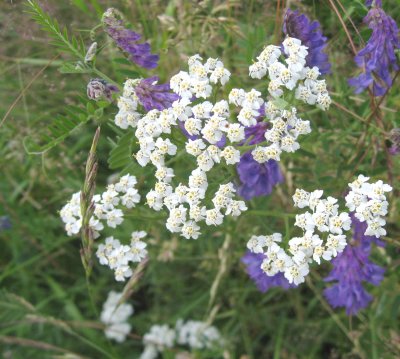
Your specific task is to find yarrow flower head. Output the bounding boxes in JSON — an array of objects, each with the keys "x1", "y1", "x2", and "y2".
[
  {"x1": 102, "y1": 8, "x2": 159, "y2": 69},
  {"x1": 100, "y1": 291, "x2": 133, "y2": 342},
  {"x1": 324, "y1": 215, "x2": 385, "y2": 315},
  {"x1": 110, "y1": 37, "x2": 330, "y2": 240},
  {"x1": 348, "y1": 2, "x2": 400, "y2": 95},
  {"x1": 140, "y1": 319, "x2": 223, "y2": 359},
  {"x1": 283, "y1": 9, "x2": 331, "y2": 74},
  {"x1": 242, "y1": 251, "x2": 296, "y2": 292},
  {"x1": 245, "y1": 175, "x2": 391, "y2": 286},
  {"x1": 96, "y1": 231, "x2": 149, "y2": 282}
]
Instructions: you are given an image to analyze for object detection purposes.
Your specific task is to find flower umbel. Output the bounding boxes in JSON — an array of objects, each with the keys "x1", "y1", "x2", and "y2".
[{"x1": 242, "y1": 251, "x2": 296, "y2": 292}]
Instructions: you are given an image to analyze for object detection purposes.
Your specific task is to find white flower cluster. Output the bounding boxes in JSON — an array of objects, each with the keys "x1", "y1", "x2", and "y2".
[
  {"x1": 123, "y1": 56, "x2": 246, "y2": 240},
  {"x1": 114, "y1": 79, "x2": 141, "y2": 129},
  {"x1": 251, "y1": 105, "x2": 311, "y2": 163},
  {"x1": 247, "y1": 176, "x2": 391, "y2": 285},
  {"x1": 140, "y1": 319, "x2": 222, "y2": 359},
  {"x1": 100, "y1": 291, "x2": 133, "y2": 343},
  {"x1": 96, "y1": 231, "x2": 148, "y2": 281},
  {"x1": 249, "y1": 37, "x2": 331, "y2": 110},
  {"x1": 60, "y1": 174, "x2": 140, "y2": 237},
  {"x1": 345, "y1": 175, "x2": 392, "y2": 237},
  {"x1": 247, "y1": 190, "x2": 350, "y2": 285},
  {"x1": 111, "y1": 38, "x2": 332, "y2": 240}
]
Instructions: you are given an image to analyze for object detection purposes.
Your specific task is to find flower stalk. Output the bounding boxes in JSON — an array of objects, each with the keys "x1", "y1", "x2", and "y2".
[{"x1": 80, "y1": 127, "x2": 101, "y2": 278}]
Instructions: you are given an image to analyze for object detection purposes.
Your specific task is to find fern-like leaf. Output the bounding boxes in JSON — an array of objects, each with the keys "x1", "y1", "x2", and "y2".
[
  {"x1": 23, "y1": 100, "x2": 108, "y2": 154},
  {"x1": 26, "y1": 0, "x2": 86, "y2": 59}
]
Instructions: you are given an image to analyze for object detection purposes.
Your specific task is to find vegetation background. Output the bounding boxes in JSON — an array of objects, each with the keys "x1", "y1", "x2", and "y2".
[{"x1": 0, "y1": 0, "x2": 399, "y2": 358}]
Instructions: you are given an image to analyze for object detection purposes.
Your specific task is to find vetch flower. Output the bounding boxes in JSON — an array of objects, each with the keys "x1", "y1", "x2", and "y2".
[
  {"x1": 102, "y1": 8, "x2": 159, "y2": 69},
  {"x1": 283, "y1": 9, "x2": 331, "y2": 74},
  {"x1": 87, "y1": 78, "x2": 118, "y2": 101},
  {"x1": 389, "y1": 128, "x2": 400, "y2": 155},
  {"x1": 0, "y1": 216, "x2": 11, "y2": 232},
  {"x1": 135, "y1": 76, "x2": 180, "y2": 111},
  {"x1": 237, "y1": 153, "x2": 284, "y2": 200},
  {"x1": 323, "y1": 212, "x2": 386, "y2": 315},
  {"x1": 366, "y1": 0, "x2": 382, "y2": 7},
  {"x1": 348, "y1": 3, "x2": 400, "y2": 95}
]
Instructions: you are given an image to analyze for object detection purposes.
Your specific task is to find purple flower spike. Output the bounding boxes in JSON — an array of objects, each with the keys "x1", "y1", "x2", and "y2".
[
  {"x1": 135, "y1": 76, "x2": 179, "y2": 111},
  {"x1": 283, "y1": 9, "x2": 331, "y2": 74},
  {"x1": 348, "y1": 5, "x2": 400, "y2": 96},
  {"x1": 366, "y1": 0, "x2": 382, "y2": 7},
  {"x1": 0, "y1": 216, "x2": 12, "y2": 232},
  {"x1": 237, "y1": 153, "x2": 284, "y2": 200},
  {"x1": 103, "y1": 8, "x2": 159, "y2": 69},
  {"x1": 324, "y1": 215, "x2": 385, "y2": 315},
  {"x1": 242, "y1": 252, "x2": 296, "y2": 292}
]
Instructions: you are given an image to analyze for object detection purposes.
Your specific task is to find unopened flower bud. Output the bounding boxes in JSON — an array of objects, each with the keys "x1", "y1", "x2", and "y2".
[
  {"x1": 85, "y1": 42, "x2": 97, "y2": 63},
  {"x1": 87, "y1": 78, "x2": 118, "y2": 101}
]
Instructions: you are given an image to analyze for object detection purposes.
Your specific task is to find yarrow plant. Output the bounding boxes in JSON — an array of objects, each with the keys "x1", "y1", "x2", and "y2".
[
  {"x1": 108, "y1": 36, "x2": 331, "y2": 242},
  {"x1": 246, "y1": 175, "x2": 391, "y2": 286},
  {"x1": 100, "y1": 291, "x2": 134, "y2": 342},
  {"x1": 60, "y1": 174, "x2": 151, "y2": 281},
  {"x1": 140, "y1": 319, "x2": 223, "y2": 359}
]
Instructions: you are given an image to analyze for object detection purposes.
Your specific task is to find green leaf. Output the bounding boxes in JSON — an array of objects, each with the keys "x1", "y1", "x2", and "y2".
[
  {"x1": 26, "y1": 1, "x2": 86, "y2": 59},
  {"x1": 22, "y1": 102, "x2": 96, "y2": 154},
  {"x1": 108, "y1": 131, "x2": 134, "y2": 170},
  {"x1": 58, "y1": 61, "x2": 91, "y2": 74}
]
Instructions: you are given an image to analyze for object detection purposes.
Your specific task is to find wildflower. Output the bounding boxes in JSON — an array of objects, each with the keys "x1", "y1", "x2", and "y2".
[
  {"x1": 365, "y1": 0, "x2": 382, "y2": 7},
  {"x1": 283, "y1": 9, "x2": 331, "y2": 74},
  {"x1": 96, "y1": 231, "x2": 149, "y2": 281},
  {"x1": 140, "y1": 319, "x2": 223, "y2": 358},
  {"x1": 389, "y1": 128, "x2": 400, "y2": 155},
  {"x1": 135, "y1": 76, "x2": 179, "y2": 111},
  {"x1": 345, "y1": 175, "x2": 392, "y2": 238},
  {"x1": 102, "y1": 8, "x2": 159, "y2": 69},
  {"x1": 87, "y1": 78, "x2": 118, "y2": 101},
  {"x1": 323, "y1": 216, "x2": 385, "y2": 315},
  {"x1": 0, "y1": 216, "x2": 11, "y2": 232},
  {"x1": 348, "y1": 3, "x2": 400, "y2": 95},
  {"x1": 245, "y1": 176, "x2": 390, "y2": 286},
  {"x1": 242, "y1": 251, "x2": 296, "y2": 292},
  {"x1": 237, "y1": 153, "x2": 284, "y2": 200},
  {"x1": 100, "y1": 291, "x2": 133, "y2": 342},
  {"x1": 175, "y1": 319, "x2": 222, "y2": 349}
]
